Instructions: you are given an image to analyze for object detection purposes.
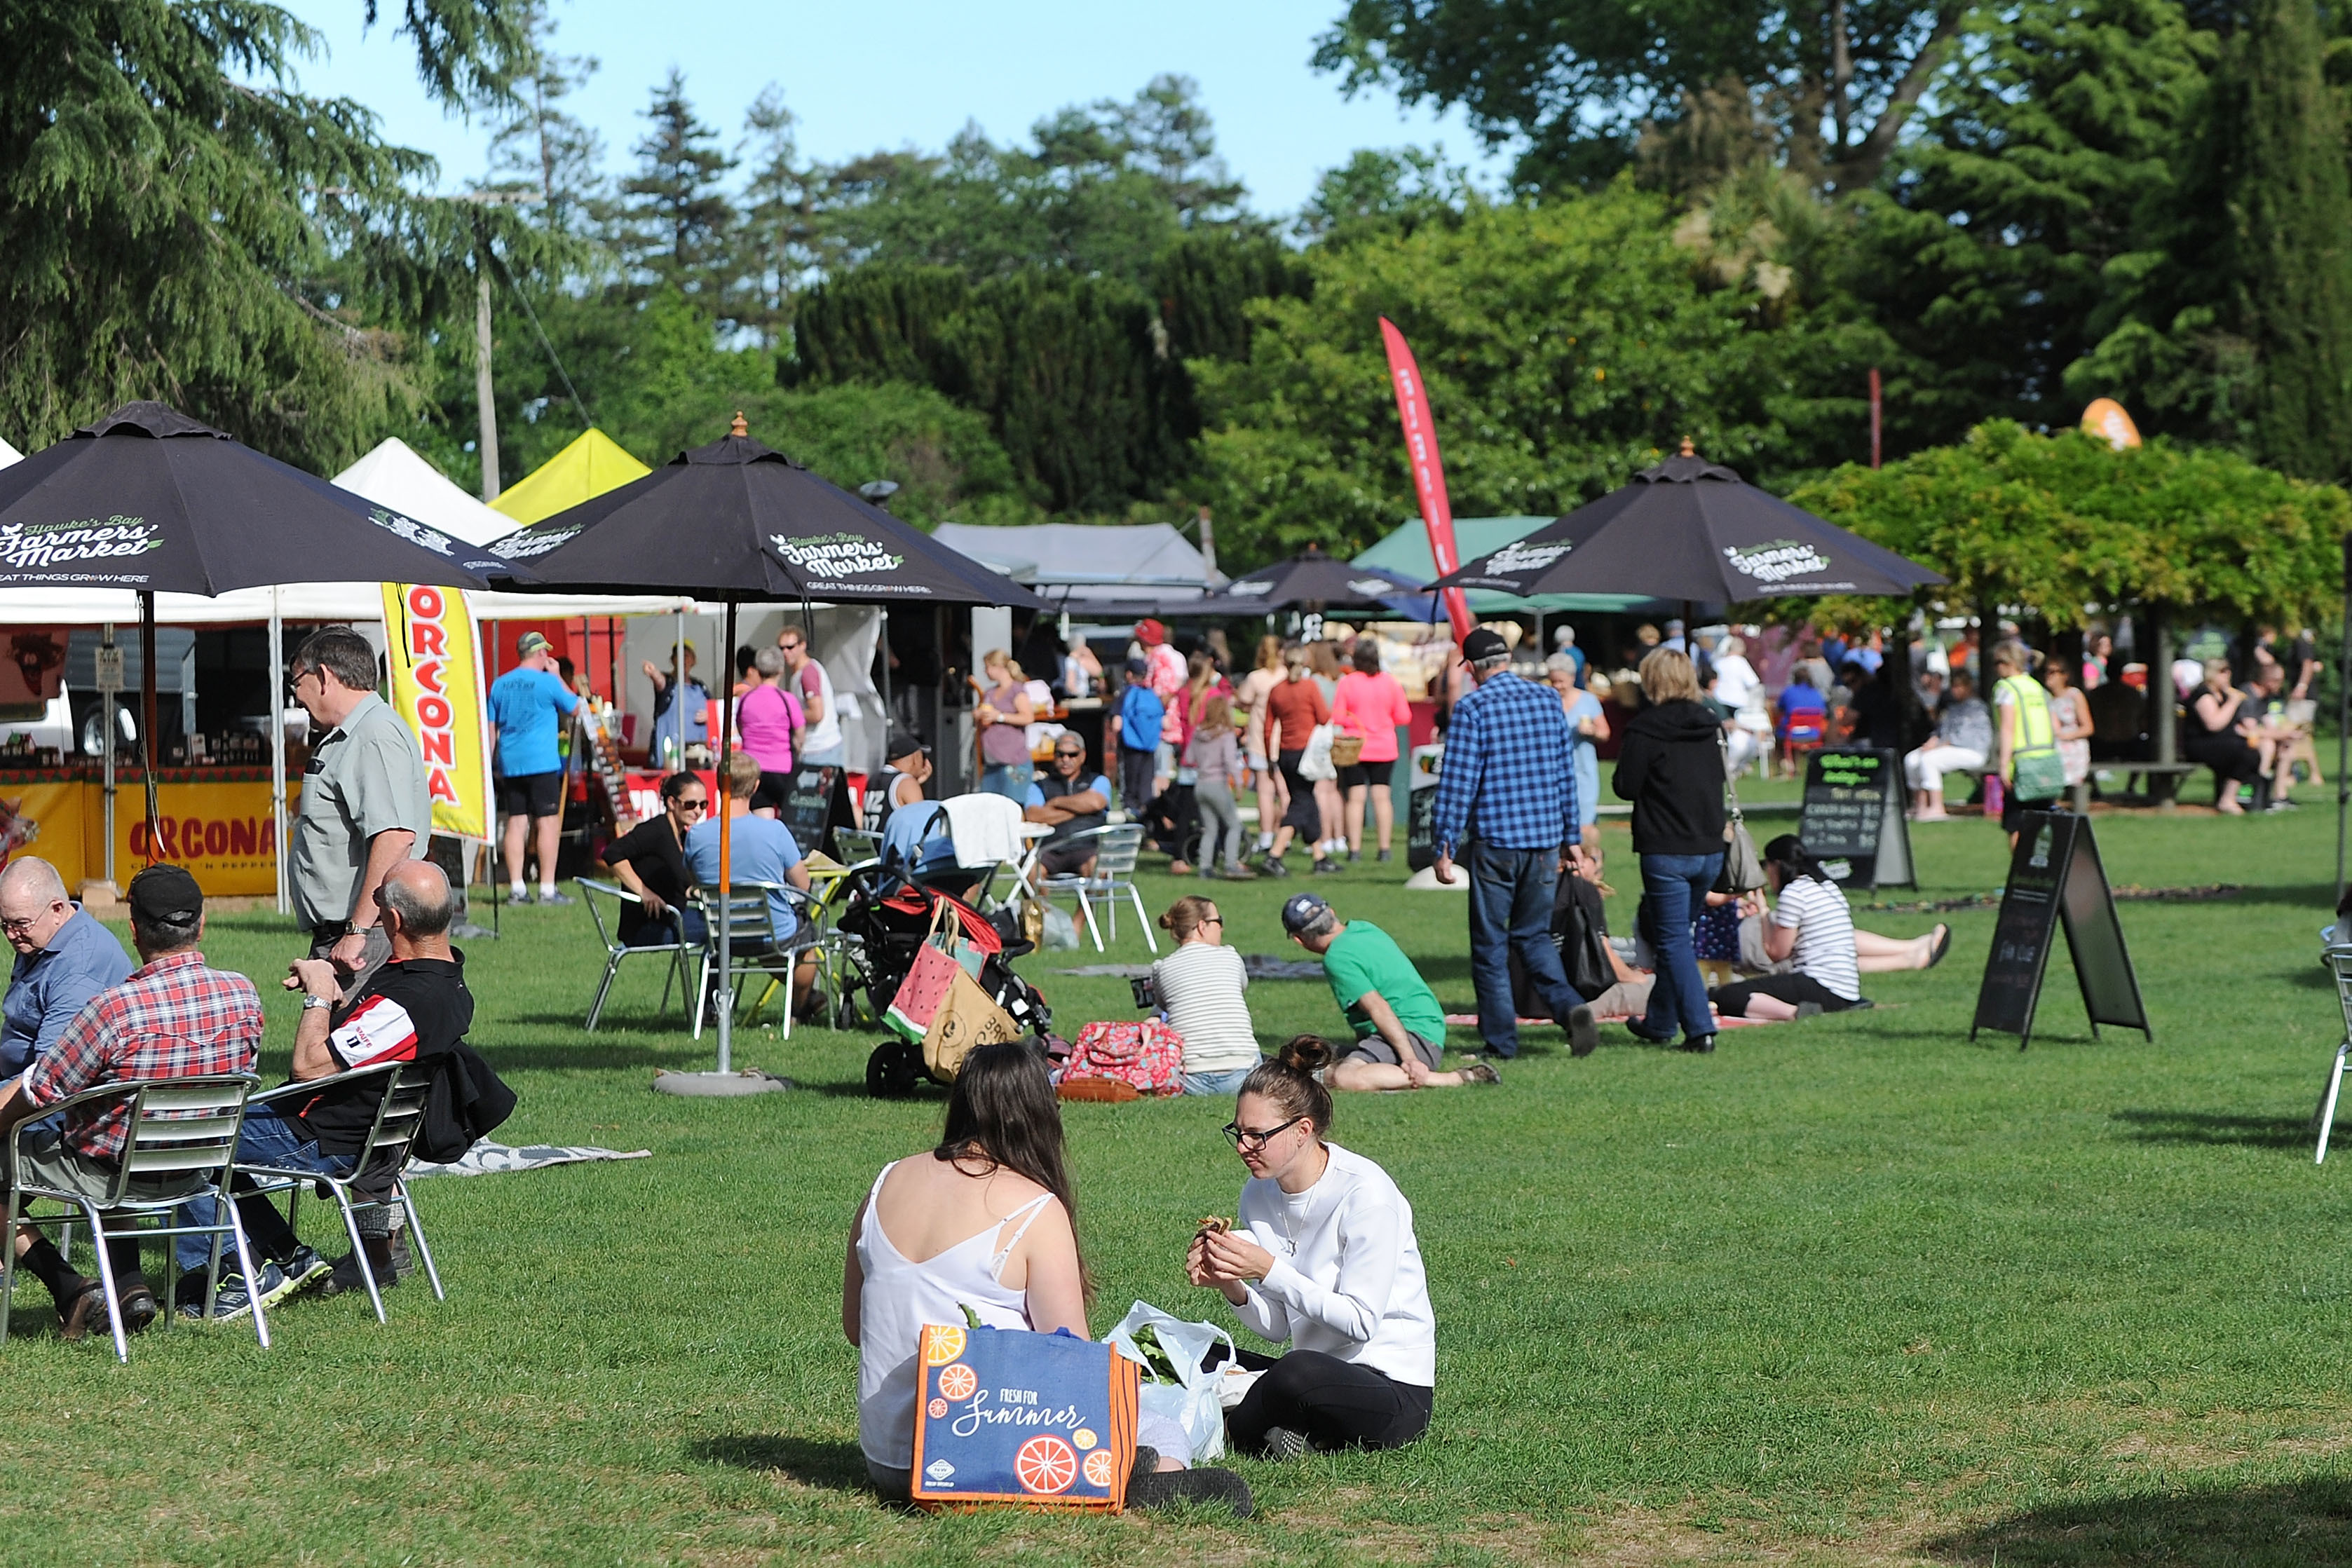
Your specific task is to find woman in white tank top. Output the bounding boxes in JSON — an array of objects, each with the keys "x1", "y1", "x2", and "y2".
[{"x1": 842, "y1": 1044, "x2": 1253, "y2": 1514}]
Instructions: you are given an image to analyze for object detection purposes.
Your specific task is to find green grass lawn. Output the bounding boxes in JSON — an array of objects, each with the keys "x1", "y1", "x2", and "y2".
[{"x1": 4, "y1": 794, "x2": 2350, "y2": 1565}]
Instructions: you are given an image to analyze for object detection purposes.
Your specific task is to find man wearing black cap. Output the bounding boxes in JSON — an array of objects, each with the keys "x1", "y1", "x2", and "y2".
[
  {"x1": 0, "y1": 864, "x2": 261, "y2": 1339},
  {"x1": 864, "y1": 731, "x2": 934, "y2": 837},
  {"x1": 1429, "y1": 627, "x2": 1598, "y2": 1060}
]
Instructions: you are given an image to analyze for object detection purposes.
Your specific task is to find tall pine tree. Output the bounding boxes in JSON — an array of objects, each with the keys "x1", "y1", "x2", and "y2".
[
  {"x1": 2230, "y1": 0, "x2": 2352, "y2": 479},
  {"x1": 618, "y1": 71, "x2": 736, "y2": 318}
]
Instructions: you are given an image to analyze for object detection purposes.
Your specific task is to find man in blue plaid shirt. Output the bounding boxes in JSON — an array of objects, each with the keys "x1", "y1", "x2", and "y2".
[{"x1": 1432, "y1": 628, "x2": 1598, "y2": 1059}]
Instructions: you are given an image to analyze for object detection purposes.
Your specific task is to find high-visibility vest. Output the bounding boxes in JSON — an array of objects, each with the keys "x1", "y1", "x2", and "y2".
[{"x1": 1996, "y1": 674, "x2": 2055, "y2": 777}]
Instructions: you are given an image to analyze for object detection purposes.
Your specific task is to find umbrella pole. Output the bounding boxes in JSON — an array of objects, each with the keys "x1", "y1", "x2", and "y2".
[
  {"x1": 715, "y1": 599, "x2": 737, "y2": 1075},
  {"x1": 879, "y1": 608, "x2": 892, "y2": 733},
  {"x1": 270, "y1": 588, "x2": 288, "y2": 914},
  {"x1": 674, "y1": 608, "x2": 687, "y2": 765},
  {"x1": 140, "y1": 590, "x2": 160, "y2": 864}
]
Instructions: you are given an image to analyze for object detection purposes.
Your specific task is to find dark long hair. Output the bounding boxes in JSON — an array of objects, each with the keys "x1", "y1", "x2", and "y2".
[
  {"x1": 1762, "y1": 833, "x2": 1833, "y2": 886},
  {"x1": 934, "y1": 1043, "x2": 1092, "y2": 1297}
]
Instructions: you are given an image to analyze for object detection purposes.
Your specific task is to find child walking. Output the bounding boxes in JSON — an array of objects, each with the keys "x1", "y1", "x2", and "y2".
[{"x1": 1186, "y1": 695, "x2": 1252, "y2": 880}]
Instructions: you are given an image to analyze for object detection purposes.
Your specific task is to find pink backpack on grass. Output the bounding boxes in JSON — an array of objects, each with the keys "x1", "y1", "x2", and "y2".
[{"x1": 1061, "y1": 1021, "x2": 1184, "y2": 1097}]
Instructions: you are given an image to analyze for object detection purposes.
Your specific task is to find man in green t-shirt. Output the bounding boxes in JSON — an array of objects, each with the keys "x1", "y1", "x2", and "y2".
[{"x1": 1281, "y1": 894, "x2": 1501, "y2": 1091}]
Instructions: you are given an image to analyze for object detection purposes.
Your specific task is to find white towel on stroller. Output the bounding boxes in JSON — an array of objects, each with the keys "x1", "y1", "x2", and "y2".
[{"x1": 942, "y1": 791, "x2": 1026, "y2": 869}]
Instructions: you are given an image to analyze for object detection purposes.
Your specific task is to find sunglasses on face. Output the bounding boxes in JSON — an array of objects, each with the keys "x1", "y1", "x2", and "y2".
[{"x1": 677, "y1": 798, "x2": 709, "y2": 814}]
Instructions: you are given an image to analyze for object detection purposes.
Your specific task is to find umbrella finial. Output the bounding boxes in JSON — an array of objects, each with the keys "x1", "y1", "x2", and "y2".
[
  {"x1": 729, "y1": 410, "x2": 749, "y2": 438},
  {"x1": 1679, "y1": 435, "x2": 1696, "y2": 457}
]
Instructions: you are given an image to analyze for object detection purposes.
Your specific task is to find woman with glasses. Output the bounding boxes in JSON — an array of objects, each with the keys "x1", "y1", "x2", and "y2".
[
  {"x1": 1151, "y1": 897, "x2": 1260, "y2": 1095},
  {"x1": 845, "y1": 1043, "x2": 1253, "y2": 1514},
  {"x1": 1187, "y1": 1036, "x2": 1436, "y2": 1459},
  {"x1": 599, "y1": 771, "x2": 707, "y2": 946}
]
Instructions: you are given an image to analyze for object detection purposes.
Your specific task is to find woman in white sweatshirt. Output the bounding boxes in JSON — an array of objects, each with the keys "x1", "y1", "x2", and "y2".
[{"x1": 1185, "y1": 1035, "x2": 1436, "y2": 1459}]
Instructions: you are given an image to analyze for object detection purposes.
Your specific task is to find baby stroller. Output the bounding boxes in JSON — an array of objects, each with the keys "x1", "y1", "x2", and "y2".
[{"x1": 836, "y1": 868, "x2": 1053, "y2": 1098}]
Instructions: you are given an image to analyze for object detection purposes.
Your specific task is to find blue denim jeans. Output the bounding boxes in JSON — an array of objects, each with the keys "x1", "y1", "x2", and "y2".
[
  {"x1": 1467, "y1": 842, "x2": 1586, "y2": 1058},
  {"x1": 1638, "y1": 851, "x2": 1725, "y2": 1043},
  {"x1": 175, "y1": 1105, "x2": 356, "y2": 1273},
  {"x1": 1183, "y1": 1065, "x2": 1258, "y2": 1097},
  {"x1": 625, "y1": 907, "x2": 707, "y2": 947},
  {"x1": 979, "y1": 761, "x2": 1033, "y2": 801}
]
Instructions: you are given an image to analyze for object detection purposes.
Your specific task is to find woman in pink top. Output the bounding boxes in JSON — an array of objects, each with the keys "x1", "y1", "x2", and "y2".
[
  {"x1": 734, "y1": 644, "x2": 805, "y2": 803},
  {"x1": 1331, "y1": 639, "x2": 1412, "y2": 861}
]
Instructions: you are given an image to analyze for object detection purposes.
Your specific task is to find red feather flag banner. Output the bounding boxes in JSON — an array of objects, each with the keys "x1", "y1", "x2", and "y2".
[{"x1": 1378, "y1": 318, "x2": 1476, "y2": 643}]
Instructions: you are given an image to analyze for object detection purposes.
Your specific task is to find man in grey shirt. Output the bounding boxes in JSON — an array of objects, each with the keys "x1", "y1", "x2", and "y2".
[{"x1": 289, "y1": 628, "x2": 430, "y2": 993}]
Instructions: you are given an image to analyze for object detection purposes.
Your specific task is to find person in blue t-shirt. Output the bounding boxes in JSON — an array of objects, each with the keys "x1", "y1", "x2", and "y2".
[
  {"x1": 684, "y1": 754, "x2": 817, "y2": 1012},
  {"x1": 1774, "y1": 671, "x2": 1828, "y2": 775},
  {"x1": 1108, "y1": 658, "x2": 1164, "y2": 816},
  {"x1": 490, "y1": 631, "x2": 583, "y2": 905},
  {"x1": 0, "y1": 857, "x2": 132, "y2": 1077}
]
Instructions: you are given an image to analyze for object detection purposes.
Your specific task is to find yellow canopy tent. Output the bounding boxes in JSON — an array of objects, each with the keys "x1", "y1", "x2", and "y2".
[{"x1": 491, "y1": 428, "x2": 651, "y2": 525}]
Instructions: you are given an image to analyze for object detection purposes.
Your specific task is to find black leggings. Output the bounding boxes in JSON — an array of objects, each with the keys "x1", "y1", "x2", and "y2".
[
  {"x1": 1709, "y1": 972, "x2": 1863, "y2": 1017},
  {"x1": 1277, "y1": 752, "x2": 1321, "y2": 836},
  {"x1": 1223, "y1": 1348, "x2": 1432, "y2": 1455}
]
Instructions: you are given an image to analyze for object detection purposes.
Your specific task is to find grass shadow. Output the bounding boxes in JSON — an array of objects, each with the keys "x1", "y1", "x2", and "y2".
[
  {"x1": 690, "y1": 1435, "x2": 873, "y2": 1494},
  {"x1": 1922, "y1": 1480, "x2": 2352, "y2": 1566},
  {"x1": 2111, "y1": 1107, "x2": 2314, "y2": 1150}
]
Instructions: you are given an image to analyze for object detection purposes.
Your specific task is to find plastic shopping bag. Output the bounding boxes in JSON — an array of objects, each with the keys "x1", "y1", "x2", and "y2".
[{"x1": 1107, "y1": 1300, "x2": 1236, "y2": 1465}]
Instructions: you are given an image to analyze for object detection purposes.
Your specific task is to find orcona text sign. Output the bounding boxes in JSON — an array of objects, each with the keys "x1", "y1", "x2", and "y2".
[{"x1": 380, "y1": 583, "x2": 491, "y2": 839}]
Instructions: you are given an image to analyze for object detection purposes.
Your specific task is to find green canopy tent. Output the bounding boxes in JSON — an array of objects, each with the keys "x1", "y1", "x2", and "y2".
[{"x1": 1351, "y1": 516, "x2": 1675, "y2": 618}]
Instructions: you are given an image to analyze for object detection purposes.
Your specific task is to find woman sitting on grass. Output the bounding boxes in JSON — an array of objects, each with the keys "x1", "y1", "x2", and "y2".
[
  {"x1": 1710, "y1": 836, "x2": 1950, "y2": 1021},
  {"x1": 844, "y1": 1042, "x2": 1249, "y2": 1513},
  {"x1": 1188, "y1": 1037, "x2": 1436, "y2": 1460},
  {"x1": 1153, "y1": 896, "x2": 1262, "y2": 1096}
]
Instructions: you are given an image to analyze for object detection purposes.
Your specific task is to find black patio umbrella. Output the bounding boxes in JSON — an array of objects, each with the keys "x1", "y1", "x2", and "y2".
[
  {"x1": 1430, "y1": 444, "x2": 1946, "y2": 606},
  {"x1": 493, "y1": 415, "x2": 1047, "y2": 1084},
  {"x1": 1186, "y1": 546, "x2": 1429, "y2": 615},
  {"x1": 0, "y1": 401, "x2": 517, "y2": 851}
]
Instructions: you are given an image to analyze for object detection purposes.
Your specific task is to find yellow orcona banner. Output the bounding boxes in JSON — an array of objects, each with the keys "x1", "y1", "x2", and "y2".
[{"x1": 380, "y1": 583, "x2": 491, "y2": 839}]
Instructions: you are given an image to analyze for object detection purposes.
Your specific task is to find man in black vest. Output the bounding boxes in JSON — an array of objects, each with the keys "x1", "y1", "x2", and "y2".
[{"x1": 1025, "y1": 735, "x2": 1113, "y2": 882}]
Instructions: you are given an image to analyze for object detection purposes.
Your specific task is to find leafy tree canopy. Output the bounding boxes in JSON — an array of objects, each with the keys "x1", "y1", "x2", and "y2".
[
  {"x1": 1788, "y1": 421, "x2": 2348, "y2": 627},
  {"x1": 1314, "y1": 0, "x2": 1963, "y2": 192}
]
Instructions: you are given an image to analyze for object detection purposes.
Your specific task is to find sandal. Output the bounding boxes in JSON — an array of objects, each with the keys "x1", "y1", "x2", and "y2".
[{"x1": 1927, "y1": 924, "x2": 1952, "y2": 968}]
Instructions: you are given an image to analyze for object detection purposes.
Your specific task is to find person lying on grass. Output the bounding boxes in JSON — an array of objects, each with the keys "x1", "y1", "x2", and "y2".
[
  {"x1": 1708, "y1": 836, "x2": 1950, "y2": 1021},
  {"x1": 1279, "y1": 892, "x2": 1499, "y2": 1089},
  {"x1": 841, "y1": 1041, "x2": 1251, "y2": 1516},
  {"x1": 1186, "y1": 1039, "x2": 1436, "y2": 1460}
]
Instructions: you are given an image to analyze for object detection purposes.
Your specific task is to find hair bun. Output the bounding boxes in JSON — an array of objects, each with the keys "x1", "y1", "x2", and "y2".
[
  {"x1": 1157, "y1": 911, "x2": 1176, "y2": 930},
  {"x1": 1278, "y1": 1035, "x2": 1334, "y2": 1074}
]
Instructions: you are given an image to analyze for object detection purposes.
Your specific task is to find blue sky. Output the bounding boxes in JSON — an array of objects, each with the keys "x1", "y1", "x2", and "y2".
[{"x1": 276, "y1": 0, "x2": 1512, "y2": 216}]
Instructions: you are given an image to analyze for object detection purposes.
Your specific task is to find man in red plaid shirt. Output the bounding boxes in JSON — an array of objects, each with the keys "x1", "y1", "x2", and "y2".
[{"x1": 0, "y1": 865, "x2": 259, "y2": 1339}]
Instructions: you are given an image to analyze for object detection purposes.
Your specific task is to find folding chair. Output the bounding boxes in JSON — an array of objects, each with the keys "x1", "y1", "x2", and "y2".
[
  {"x1": 1039, "y1": 823, "x2": 1155, "y2": 953},
  {"x1": 2314, "y1": 942, "x2": 2352, "y2": 1162},
  {"x1": 235, "y1": 1060, "x2": 444, "y2": 1324},
  {"x1": 1, "y1": 1074, "x2": 263, "y2": 1363},
  {"x1": 833, "y1": 827, "x2": 883, "y2": 871},
  {"x1": 691, "y1": 882, "x2": 815, "y2": 1038},
  {"x1": 577, "y1": 878, "x2": 695, "y2": 1031}
]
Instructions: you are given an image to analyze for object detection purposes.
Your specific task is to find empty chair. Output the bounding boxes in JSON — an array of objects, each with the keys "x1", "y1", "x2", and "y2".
[
  {"x1": 1038, "y1": 823, "x2": 1154, "y2": 953},
  {"x1": 2316, "y1": 943, "x2": 2352, "y2": 1162}
]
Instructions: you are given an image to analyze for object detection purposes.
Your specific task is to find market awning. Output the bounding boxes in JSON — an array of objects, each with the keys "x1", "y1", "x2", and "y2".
[
  {"x1": 491, "y1": 428, "x2": 653, "y2": 526},
  {"x1": 1353, "y1": 515, "x2": 1673, "y2": 615}
]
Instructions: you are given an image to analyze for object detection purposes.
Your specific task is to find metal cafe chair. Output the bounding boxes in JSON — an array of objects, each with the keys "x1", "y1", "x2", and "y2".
[
  {"x1": 690, "y1": 882, "x2": 817, "y2": 1039},
  {"x1": 1, "y1": 1074, "x2": 263, "y2": 1363},
  {"x1": 237, "y1": 1059, "x2": 444, "y2": 1325},
  {"x1": 2314, "y1": 943, "x2": 2352, "y2": 1162},
  {"x1": 577, "y1": 878, "x2": 696, "y2": 1031},
  {"x1": 1038, "y1": 823, "x2": 1155, "y2": 953}
]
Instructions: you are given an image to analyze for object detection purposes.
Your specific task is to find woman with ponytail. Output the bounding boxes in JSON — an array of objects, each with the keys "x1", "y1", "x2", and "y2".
[{"x1": 1186, "y1": 1037, "x2": 1436, "y2": 1460}]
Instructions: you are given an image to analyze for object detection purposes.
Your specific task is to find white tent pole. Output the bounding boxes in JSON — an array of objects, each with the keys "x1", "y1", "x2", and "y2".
[{"x1": 269, "y1": 588, "x2": 288, "y2": 914}]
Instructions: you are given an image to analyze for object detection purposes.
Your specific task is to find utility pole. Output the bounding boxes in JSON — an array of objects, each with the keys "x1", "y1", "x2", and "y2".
[
  {"x1": 476, "y1": 252, "x2": 500, "y2": 503},
  {"x1": 1196, "y1": 505, "x2": 1218, "y2": 577}
]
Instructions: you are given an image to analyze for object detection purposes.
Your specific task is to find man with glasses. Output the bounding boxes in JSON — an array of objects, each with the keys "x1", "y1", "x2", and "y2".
[
  {"x1": 289, "y1": 628, "x2": 431, "y2": 998},
  {"x1": 1024, "y1": 736, "x2": 1113, "y2": 881},
  {"x1": 601, "y1": 772, "x2": 709, "y2": 947},
  {"x1": 1279, "y1": 893, "x2": 1499, "y2": 1091},
  {"x1": 0, "y1": 856, "x2": 130, "y2": 1076},
  {"x1": 775, "y1": 625, "x2": 846, "y2": 770}
]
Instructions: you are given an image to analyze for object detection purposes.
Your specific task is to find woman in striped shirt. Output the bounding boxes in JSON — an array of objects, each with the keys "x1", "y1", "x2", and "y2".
[{"x1": 1709, "y1": 836, "x2": 1950, "y2": 1021}]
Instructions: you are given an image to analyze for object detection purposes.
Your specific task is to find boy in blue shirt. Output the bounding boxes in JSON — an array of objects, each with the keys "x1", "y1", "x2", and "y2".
[
  {"x1": 1109, "y1": 657, "x2": 1163, "y2": 816},
  {"x1": 489, "y1": 631, "x2": 582, "y2": 904}
]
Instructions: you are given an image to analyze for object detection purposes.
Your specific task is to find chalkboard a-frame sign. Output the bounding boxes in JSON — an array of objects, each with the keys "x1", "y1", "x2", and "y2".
[
  {"x1": 1970, "y1": 811, "x2": 2152, "y2": 1049},
  {"x1": 780, "y1": 765, "x2": 853, "y2": 860},
  {"x1": 1797, "y1": 748, "x2": 1915, "y2": 890}
]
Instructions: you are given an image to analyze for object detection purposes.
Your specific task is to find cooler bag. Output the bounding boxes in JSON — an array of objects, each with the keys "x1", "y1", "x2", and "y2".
[
  {"x1": 909, "y1": 1323, "x2": 1139, "y2": 1513},
  {"x1": 1062, "y1": 1021, "x2": 1184, "y2": 1096}
]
